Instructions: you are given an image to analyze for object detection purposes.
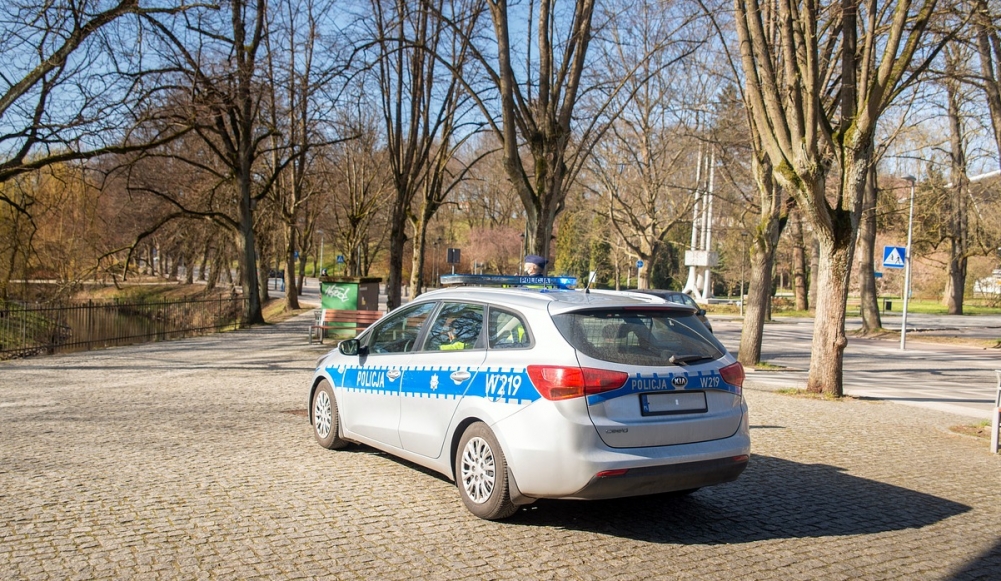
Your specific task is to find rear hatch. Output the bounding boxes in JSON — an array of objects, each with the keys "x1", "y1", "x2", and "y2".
[{"x1": 552, "y1": 306, "x2": 744, "y2": 448}]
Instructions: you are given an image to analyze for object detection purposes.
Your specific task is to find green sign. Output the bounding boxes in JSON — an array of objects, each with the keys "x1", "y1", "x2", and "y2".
[{"x1": 320, "y1": 281, "x2": 359, "y2": 309}]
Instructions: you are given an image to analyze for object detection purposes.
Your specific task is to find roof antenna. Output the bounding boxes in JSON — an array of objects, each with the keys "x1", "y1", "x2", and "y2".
[{"x1": 584, "y1": 270, "x2": 596, "y2": 294}]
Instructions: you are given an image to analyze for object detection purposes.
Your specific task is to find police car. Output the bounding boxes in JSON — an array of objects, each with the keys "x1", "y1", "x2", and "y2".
[{"x1": 308, "y1": 276, "x2": 749, "y2": 520}]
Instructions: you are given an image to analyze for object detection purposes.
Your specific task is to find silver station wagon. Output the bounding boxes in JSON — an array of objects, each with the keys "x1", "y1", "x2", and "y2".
[{"x1": 309, "y1": 281, "x2": 749, "y2": 520}]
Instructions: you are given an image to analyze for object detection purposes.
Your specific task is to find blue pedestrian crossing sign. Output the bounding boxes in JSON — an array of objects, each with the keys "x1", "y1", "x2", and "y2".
[{"x1": 882, "y1": 246, "x2": 906, "y2": 269}]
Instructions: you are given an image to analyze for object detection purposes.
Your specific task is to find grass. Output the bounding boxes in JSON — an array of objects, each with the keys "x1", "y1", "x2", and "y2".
[
  {"x1": 880, "y1": 299, "x2": 1001, "y2": 315},
  {"x1": 753, "y1": 361, "x2": 789, "y2": 371},
  {"x1": 948, "y1": 420, "x2": 997, "y2": 441},
  {"x1": 72, "y1": 282, "x2": 312, "y2": 326},
  {"x1": 262, "y1": 298, "x2": 312, "y2": 323},
  {"x1": 74, "y1": 282, "x2": 237, "y2": 303},
  {"x1": 774, "y1": 387, "x2": 859, "y2": 401}
]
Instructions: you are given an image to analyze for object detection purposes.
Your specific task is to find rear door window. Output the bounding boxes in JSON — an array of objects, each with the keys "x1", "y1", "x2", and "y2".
[
  {"x1": 553, "y1": 308, "x2": 724, "y2": 366},
  {"x1": 422, "y1": 303, "x2": 485, "y2": 351},
  {"x1": 487, "y1": 308, "x2": 530, "y2": 349}
]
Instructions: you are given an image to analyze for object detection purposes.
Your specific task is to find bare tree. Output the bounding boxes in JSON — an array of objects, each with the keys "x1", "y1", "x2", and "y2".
[
  {"x1": 587, "y1": 9, "x2": 718, "y2": 290},
  {"x1": 474, "y1": 0, "x2": 595, "y2": 262},
  {"x1": 321, "y1": 112, "x2": 392, "y2": 279},
  {"x1": 737, "y1": 140, "x2": 789, "y2": 366},
  {"x1": 0, "y1": 1, "x2": 194, "y2": 296},
  {"x1": 972, "y1": 0, "x2": 1001, "y2": 157},
  {"x1": 368, "y1": 0, "x2": 485, "y2": 309},
  {"x1": 0, "y1": 1, "x2": 192, "y2": 198},
  {"x1": 141, "y1": 0, "x2": 287, "y2": 325},
  {"x1": 263, "y1": 0, "x2": 354, "y2": 312},
  {"x1": 734, "y1": 0, "x2": 945, "y2": 396}
]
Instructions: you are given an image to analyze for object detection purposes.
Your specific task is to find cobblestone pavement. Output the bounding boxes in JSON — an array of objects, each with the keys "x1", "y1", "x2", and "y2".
[{"x1": 1, "y1": 313, "x2": 999, "y2": 580}]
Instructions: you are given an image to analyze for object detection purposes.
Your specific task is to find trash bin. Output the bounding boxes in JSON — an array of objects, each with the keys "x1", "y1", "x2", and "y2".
[
  {"x1": 883, "y1": 299, "x2": 892, "y2": 312},
  {"x1": 317, "y1": 277, "x2": 382, "y2": 341},
  {"x1": 319, "y1": 277, "x2": 382, "y2": 311}
]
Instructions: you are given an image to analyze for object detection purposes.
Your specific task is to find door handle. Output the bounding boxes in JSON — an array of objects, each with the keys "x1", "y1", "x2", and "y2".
[
  {"x1": 387, "y1": 368, "x2": 401, "y2": 381},
  {"x1": 450, "y1": 370, "x2": 471, "y2": 384}
]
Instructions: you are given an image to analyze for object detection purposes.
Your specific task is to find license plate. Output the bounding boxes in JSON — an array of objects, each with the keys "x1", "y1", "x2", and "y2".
[{"x1": 640, "y1": 391, "x2": 707, "y2": 416}]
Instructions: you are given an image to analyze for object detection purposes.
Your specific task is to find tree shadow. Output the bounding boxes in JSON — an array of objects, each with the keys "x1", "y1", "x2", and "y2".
[
  {"x1": 504, "y1": 455, "x2": 971, "y2": 543},
  {"x1": 943, "y1": 537, "x2": 1001, "y2": 580}
]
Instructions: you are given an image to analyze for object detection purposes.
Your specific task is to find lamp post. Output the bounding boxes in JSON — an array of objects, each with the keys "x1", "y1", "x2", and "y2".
[
  {"x1": 433, "y1": 238, "x2": 441, "y2": 287},
  {"x1": 900, "y1": 176, "x2": 916, "y2": 350},
  {"x1": 739, "y1": 233, "x2": 748, "y2": 317}
]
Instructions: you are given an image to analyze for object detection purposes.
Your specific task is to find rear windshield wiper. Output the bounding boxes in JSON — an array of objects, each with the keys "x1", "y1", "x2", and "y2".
[{"x1": 668, "y1": 354, "x2": 715, "y2": 366}]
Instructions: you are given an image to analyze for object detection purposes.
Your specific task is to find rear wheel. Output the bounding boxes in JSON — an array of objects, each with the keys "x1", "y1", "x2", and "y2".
[
  {"x1": 455, "y1": 423, "x2": 517, "y2": 520},
  {"x1": 312, "y1": 380, "x2": 347, "y2": 449}
]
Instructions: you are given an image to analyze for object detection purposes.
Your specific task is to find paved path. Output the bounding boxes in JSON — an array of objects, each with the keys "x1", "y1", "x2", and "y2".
[
  {"x1": 711, "y1": 317, "x2": 1001, "y2": 419},
  {"x1": 1, "y1": 313, "x2": 999, "y2": 580}
]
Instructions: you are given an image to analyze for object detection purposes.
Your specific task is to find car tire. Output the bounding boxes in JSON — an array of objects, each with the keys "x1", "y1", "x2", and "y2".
[
  {"x1": 312, "y1": 379, "x2": 347, "y2": 449},
  {"x1": 455, "y1": 423, "x2": 517, "y2": 520}
]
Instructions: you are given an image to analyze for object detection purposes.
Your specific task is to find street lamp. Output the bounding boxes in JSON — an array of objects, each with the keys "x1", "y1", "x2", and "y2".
[
  {"x1": 739, "y1": 233, "x2": 748, "y2": 317},
  {"x1": 900, "y1": 176, "x2": 916, "y2": 350},
  {"x1": 433, "y1": 238, "x2": 441, "y2": 287}
]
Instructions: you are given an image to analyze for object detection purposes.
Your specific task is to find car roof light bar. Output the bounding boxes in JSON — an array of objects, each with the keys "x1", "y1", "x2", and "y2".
[{"x1": 439, "y1": 274, "x2": 578, "y2": 289}]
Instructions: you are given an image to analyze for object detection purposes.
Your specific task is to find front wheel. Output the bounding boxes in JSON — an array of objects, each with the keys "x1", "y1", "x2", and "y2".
[
  {"x1": 455, "y1": 423, "x2": 517, "y2": 520},
  {"x1": 312, "y1": 380, "x2": 347, "y2": 449}
]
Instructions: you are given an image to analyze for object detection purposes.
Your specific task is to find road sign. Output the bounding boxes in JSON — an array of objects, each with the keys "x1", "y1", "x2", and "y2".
[
  {"x1": 336, "y1": 255, "x2": 345, "y2": 264},
  {"x1": 883, "y1": 246, "x2": 906, "y2": 269},
  {"x1": 636, "y1": 260, "x2": 644, "y2": 269}
]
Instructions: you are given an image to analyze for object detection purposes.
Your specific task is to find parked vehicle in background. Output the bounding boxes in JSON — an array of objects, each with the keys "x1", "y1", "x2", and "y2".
[
  {"x1": 632, "y1": 289, "x2": 713, "y2": 333},
  {"x1": 308, "y1": 279, "x2": 747, "y2": 519}
]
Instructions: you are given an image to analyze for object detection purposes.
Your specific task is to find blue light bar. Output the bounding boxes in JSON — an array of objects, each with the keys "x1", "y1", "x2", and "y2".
[{"x1": 439, "y1": 274, "x2": 578, "y2": 289}]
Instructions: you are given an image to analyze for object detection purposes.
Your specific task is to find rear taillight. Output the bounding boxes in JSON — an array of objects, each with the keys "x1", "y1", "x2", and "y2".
[
  {"x1": 719, "y1": 362, "x2": 745, "y2": 395},
  {"x1": 526, "y1": 365, "x2": 629, "y2": 401}
]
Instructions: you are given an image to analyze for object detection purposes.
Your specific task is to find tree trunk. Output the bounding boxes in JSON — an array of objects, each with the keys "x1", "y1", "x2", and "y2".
[
  {"x1": 183, "y1": 252, "x2": 194, "y2": 284},
  {"x1": 198, "y1": 244, "x2": 210, "y2": 282},
  {"x1": 207, "y1": 252, "x2": 222, "y2": 291},
  {"x1": 259, "y1": 262, "x2": 270, "y2": 303},
  {"x1": 790, "y1": 211, "x2": 808, "y2": 311},
  {"x1": 808, "y1": 234, "x2": 819, "y2": 311},
  {"x1": 283, "y1": 223, "x2": 300, "y2": 311},
  {"x1": 385, "y1": 199, "x2": 408, "y2": 311},
  {"x1": 944, "y1": 64, "x2": 969, "y2": 315},
  {"x1": 409, "y1": 214, "x2": 430, "y2": 299},
  {"x1": 237, "y1": 179, "x2": 264, "y2": 325},
  {"x1": 807, "y1": 230, "x2": 853, "y2": 395},
  {"x1": 807, "y1": 144, "x2": 869, "y2": 396},
  {"x1": 738, "y1": 233, "x2": 778, "y2": 366},
  {"x1": 738, "y1": 154, "x2": 782, "y2": 366},
  {"x1": 858, "y1": 165, "x2": 882, "y2": 332}
]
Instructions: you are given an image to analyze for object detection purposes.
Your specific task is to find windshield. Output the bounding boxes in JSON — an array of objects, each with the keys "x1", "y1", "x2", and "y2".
[{"x1": 552, "y1": 308, "x2": 725, "y2": 366}]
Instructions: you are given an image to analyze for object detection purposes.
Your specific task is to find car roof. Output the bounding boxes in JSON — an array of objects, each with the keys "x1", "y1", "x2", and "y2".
[{"x1": 412, "y1": 286, "x2": 696, "y2": 316}]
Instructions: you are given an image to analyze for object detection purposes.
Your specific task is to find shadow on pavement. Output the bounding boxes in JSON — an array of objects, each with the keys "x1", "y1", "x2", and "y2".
[
  {"x1": 943, "y1": 537, "x2": 1001, "y2": 580},
  {"x1": 506, "y1": 455, "x2": 971, "y2": 543}
]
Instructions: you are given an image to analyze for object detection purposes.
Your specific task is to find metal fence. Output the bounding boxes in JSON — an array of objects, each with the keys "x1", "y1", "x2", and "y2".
[{"x1": 0, "y1": 297, "x2": 247, "y2": 360}]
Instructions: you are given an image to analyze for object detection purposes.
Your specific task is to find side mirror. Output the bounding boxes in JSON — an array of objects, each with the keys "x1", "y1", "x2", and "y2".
[
  {"x1": 697, "y1": 308, "x2": 707, "y2": 317},
  {"x1": 338, "y1": 339, "x2": 361, "y2": 356}
]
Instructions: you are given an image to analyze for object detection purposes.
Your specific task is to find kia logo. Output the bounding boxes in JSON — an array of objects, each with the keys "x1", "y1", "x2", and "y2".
[{"x1": 671, "y1": 376, "x2": 687, "y2": 388}]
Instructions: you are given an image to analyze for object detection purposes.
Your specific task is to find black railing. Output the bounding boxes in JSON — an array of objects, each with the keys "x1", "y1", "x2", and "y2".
[{"x1": 0, "y1": 297, "x2": 247, "y2": 360}]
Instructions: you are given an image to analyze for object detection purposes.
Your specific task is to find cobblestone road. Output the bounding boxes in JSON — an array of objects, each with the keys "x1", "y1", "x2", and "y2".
[{"x1": 1, "y1": 313, "x2": 999, "y2": 580}]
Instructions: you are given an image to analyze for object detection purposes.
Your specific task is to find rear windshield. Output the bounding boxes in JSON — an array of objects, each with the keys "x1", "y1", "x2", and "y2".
[{"x1": 552, "y1": 308, "x2": 725, "y2": 366}]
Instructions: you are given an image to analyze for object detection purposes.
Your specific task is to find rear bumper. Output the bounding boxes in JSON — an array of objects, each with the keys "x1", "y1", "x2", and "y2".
[
  {"x1": 495, "y1": 398, "x2": 750, "y2": 499},
  {"x1": 563, "y1": 454, "x2": 748, "y2": 500}
]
